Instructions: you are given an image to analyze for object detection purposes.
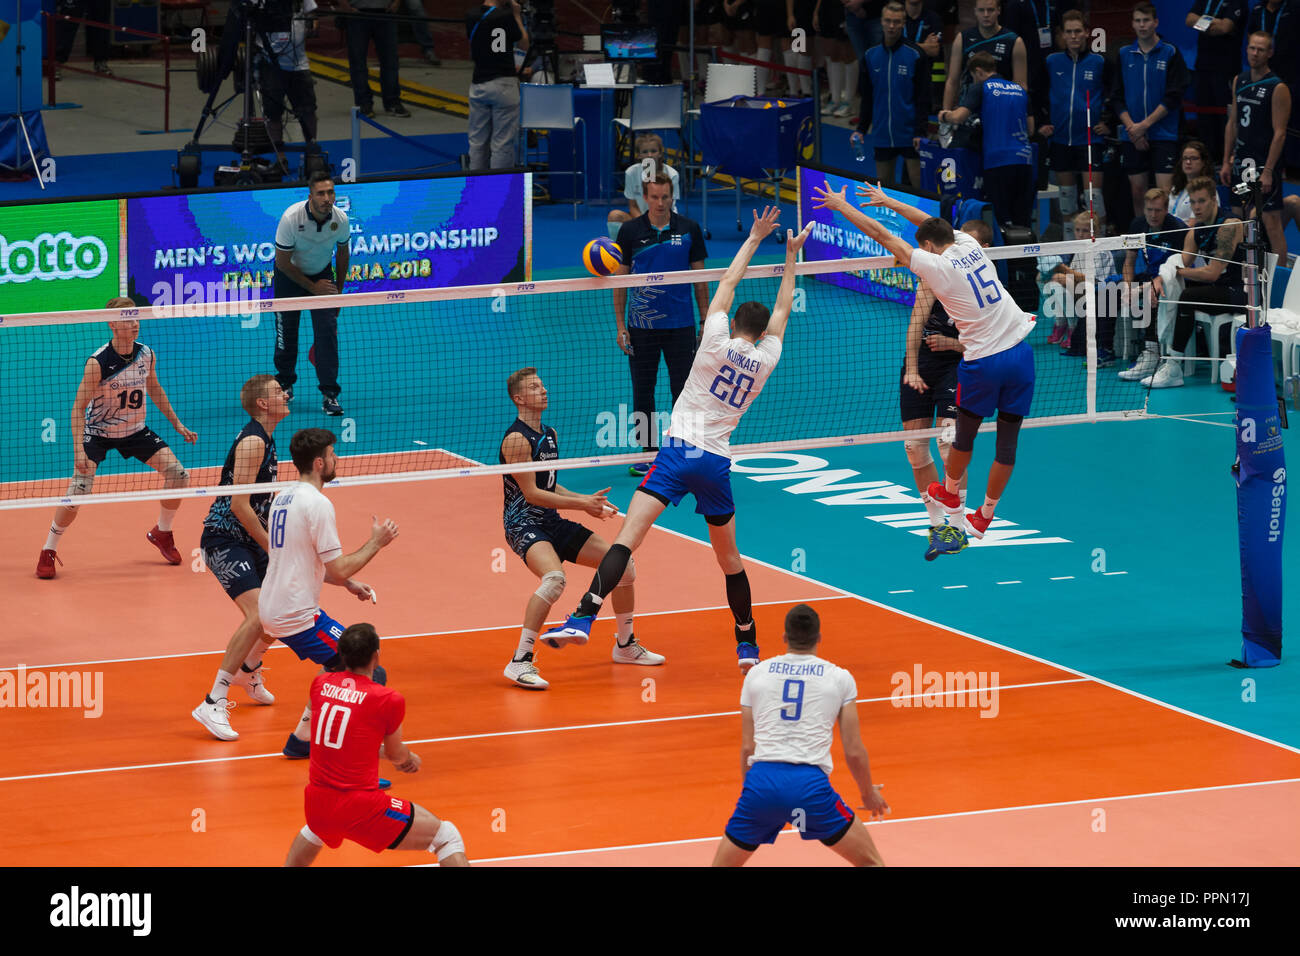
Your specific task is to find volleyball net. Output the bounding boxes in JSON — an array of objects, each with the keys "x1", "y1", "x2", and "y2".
[{"x1": 0, "y1": 232, "x2": 1163, "y2": 510}]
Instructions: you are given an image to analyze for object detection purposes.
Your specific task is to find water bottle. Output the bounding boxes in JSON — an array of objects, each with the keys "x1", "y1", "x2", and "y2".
[{"x1": 851, "y1": 131, "x2": 865, "y2": 163}]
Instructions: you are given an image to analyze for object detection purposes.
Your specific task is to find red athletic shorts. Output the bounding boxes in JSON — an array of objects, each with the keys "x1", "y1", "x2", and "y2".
[{"x1": 304, "y1": 784, "x2": 415, "y2": 852}]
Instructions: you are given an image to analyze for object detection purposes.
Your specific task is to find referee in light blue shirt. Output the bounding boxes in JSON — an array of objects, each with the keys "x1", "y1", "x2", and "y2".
[{"x1": 613, "y1": 173, "x2": 709, "y2": 476}]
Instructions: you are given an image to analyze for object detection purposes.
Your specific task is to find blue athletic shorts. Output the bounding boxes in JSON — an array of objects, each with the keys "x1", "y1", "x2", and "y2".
[
  {"x1": 724, "y1": 762, "x2": 856, "y2": 848},
  {"x1": 199, "y1": 532, "x2": 268, "y2": 601},
  {"x1": 279, "y1": 609, "x2": 345, "y2": 668},
  {"x1": 956, "y1": 339, "x2": 1035, "y2": 418},
  {"x1": 638, "y1": 440, "x2": 735, "y2": 518},
  {"x1": 505, "y1": 511, "x2": 593, "y2": 563}
]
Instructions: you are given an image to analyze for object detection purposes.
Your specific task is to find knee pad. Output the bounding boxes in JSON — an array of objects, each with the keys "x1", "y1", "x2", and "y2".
[
  {"x1": 534, "y1": 569, "x2": 566, "y2": 606},
  {"x1": 66, "y1": 473, "x2": 95, "y2": 502},
  {"x1": 903, "y1": 438, "x2": 932, "y2": 471},
  {"x1": 1059, "y1": 186, "x2": 1078, "y2": 218},
  {"x1": 617, "y1": 556, "x2": 636, "y2": 587},
  {"x1": 299, "y1": 825, "x2": 324, "y2": 847},
  {"x1": 995, "y1": 413, "x2": 1023, "y2": 465},
  {"x1": 162, "y1": 462, "x2": 190, "y2": 489},
  {"x1": 953, "y1": 408, "x2": 982, "y2": 453},
  {"x1": 431, "y1": 819, "x2": 465, "y2": 862}
]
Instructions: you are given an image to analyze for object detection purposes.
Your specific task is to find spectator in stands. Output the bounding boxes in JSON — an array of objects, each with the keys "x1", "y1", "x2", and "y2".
[
  {"x1": 785, "y1": 0, "x2": 817, "y2": 98},
  {"x1": 902, "y1": 0, "x2": 943, "y2": 114},
  {"x1": 1055, "y1": 210, "x2": 1121, "y2": 365},
  {"x1": 611, "y1": 175, "x2": 710, "y2": 477},
  {"x1": 54, "y1": 0, "x2": 112, "y2": 78},
  {"x1": 814, "y1": 0, "x2": 859, "y2": 117},
  {"x1": 1003, "y1": 0, "x2": 1064, "y2": 132},
  {"x1": 404, "y1": 0, "x2": 440, "y2": 65},
  {"x1": 939, "y1": 52, "x2": 1035, "y2": 229},
  {"x1": 842, "y1": 1, "x2": 886, "y2": 66},
  {"x1": 1221, "y1": 30, "x2": 1290, "y2": 259},
  {"x1": 942, "y1": 0, "x2": 1026, "y2": 113},
  {"x1": 1118, "y1": 187, "x2": 1188, "y2": 381},
  {"x1": 1041, "y1": 10, "x2": 1113, "y2": 223},
  {"x1": 719, "y1": 0, "x2": 759, "y2": 65},
  {"x1": 1111, "y1": 3, "x2": 1188, "y2": 225},
  {"x1": 854, "y1": 2, "x2": 928, "y2": 186},
  {"x1": 256, "y1": 0, "x2": 321, "y2": 170},
  {"x1": 341, "y1": 0, "x2": 409, "y2": 118},
  {"x1": 753, "y1": 0, "x2": 791, "y2": 94},
  {"x1": 1186, "y1": 0, "x2": 1248, "y2": 166},
  {"x1": 1169, "y1": 140, "x2": 1231, "y2": 222},
  {"x1": 607, "y1": 134, "x2": 682, "y2": 238},
  {"x1": 466, "y1": 0, "x2": 528, "y2": 170},
  {"x1": 1143, "y1": 176, "x2": 1246, "y2": 389},
  {"x1": 1249, "y1": 0, "x2": 1300, "y2": 169}
]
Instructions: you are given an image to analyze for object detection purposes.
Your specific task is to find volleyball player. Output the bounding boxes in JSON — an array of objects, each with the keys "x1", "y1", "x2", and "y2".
[
  {"x1": 500, "y1": 367, "x2": 664, "y2": 690},
  {"x1": 259, "y1": 428, "x2": 400, "y2": 757},
  {"x1": 713, "y1": 604, "x2": 889, "y2": 866},
  {"x1": 815, "y1": 181, "x2": 1036, "y2": 545},
  {"x1": 36, "y1": 298, "x2": 198, "y2": 580},
  {"x1": 902, "y1": 220, "x2": 993, "y2": 561},
  {"x1": 191, "y1": 375, "x2": 290, "y2": 741},
  {"x1": 542, "y1": 209, "x2": 815, "y2": 671},
  {"x1": 283, "y1": 623, "x2": 469, "y2": 867}
]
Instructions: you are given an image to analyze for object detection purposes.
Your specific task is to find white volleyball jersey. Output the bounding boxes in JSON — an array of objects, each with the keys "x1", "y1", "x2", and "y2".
[
  {"x1": 740, "y1": 653, "x2": 857, "y2": 776},
  {"x1": 259, "y1": 481, "x2": 343, "y2": 639},
  {"x1": 274, "y1": 200, "x2": 350, "y2": 276},
  {"x1": 665, "y1": 310, "x2": 782, "y2": 458},
  {"x1": 908, "y1": 230, "x2": 1035, "y2": 361},
  {"x1": 84, "y1": 342, "x2": 154, "y2": 440}
]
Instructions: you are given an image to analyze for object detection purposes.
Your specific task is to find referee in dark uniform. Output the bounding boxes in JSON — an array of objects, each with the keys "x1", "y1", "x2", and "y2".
[{"x1": 613, "y1": 173, "x2": 709, "y2": 476}]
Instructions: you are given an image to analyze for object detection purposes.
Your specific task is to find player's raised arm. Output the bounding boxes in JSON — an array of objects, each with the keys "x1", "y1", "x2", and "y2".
[
  {"x1": 857, "y1": 180, "x2": 930, "y2": 227},
  {"x1": 707, "y1": 206, "x2": 782, "y2": 318},
  {"x1": 764, "y1": 222, "x2": 815, "y2": 343},
  {"x1": 812, "y1": 184, "x2": 916, "y2": 268}
]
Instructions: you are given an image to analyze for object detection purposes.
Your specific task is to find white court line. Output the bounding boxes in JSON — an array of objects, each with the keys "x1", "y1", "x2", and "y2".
[
  {"x1": 888, "y1": 590, "x2": 914, "y2": 594},
  {"x1": 13, "y1": 595, "x2": 852, "y2": 672},
  {"x1": 441, "y1": 777, "x2": 1300, "y2": 866},
  {"x1": 1102, "y1": 571, "x2": 1129, "y2": 576},
  {"x1": 997, "y1": 581, "x2": 1023, "y2": 585},
  {"x1": 942, "y1": 585, "x2": 968, "y2": 590},
  {"x1": 0, "y1": 678, "x2": 1089, "y2": 784},
  {"x1": 1050, "y1": 576, "x2": 1075, "y2": 581}
]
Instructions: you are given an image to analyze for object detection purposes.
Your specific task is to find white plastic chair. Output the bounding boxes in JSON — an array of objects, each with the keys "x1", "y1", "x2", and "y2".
[
  {"x1": 612, "y1": 83, "x2": 684, "y2": 166},
  {"x1": 520, "y1": 83, "x2": 587, "y2": 219},
  {"x1": 1193, "y1": 252, "x2": 1275, "y2": 383}
]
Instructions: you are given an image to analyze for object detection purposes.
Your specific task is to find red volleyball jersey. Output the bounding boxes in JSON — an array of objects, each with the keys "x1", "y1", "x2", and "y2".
[{"x1": 308, "y1": 671, "x2": 405, "y2": 790}]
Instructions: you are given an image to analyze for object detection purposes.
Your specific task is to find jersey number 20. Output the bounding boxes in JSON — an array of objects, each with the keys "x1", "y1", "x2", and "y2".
[
  {"x1": 708, "y1": 364, "x2": 755, "y2": 408},
  {"x1": 965, "y1": 264, "x2": 1003, "y2": 309}
]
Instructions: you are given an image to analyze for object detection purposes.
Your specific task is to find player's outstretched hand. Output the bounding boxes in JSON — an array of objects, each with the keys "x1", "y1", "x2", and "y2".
[
  {"x1": 749, "y1": 205, "x2": 782, "y2": 241},
  {"x1": 584, "y1": 488, "x2": 618, "y2": 518},
  {"x1": 785, "y1": 221, "x2": 815, "y2": 255},
  {"x1": 394, "y1": 751, "x2": 421, "y2": 773},
  {"x1": 860, "y1": 783, "x2": 891, "y2": 820},
  {"x1": 177, "y1": 424, "x2": 198, "y2": 443},
  {"x1": 811, "y1": 183, "x2": 849, "y2": 212},
  {"x1": 371, "y1": 514, "x2": 400, "y2": 547},
  {"x1": 856, "y1": 181, "x2": 893, "y2": 209}
]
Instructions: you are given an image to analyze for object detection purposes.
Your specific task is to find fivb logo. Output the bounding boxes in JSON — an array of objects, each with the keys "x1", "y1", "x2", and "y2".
[
  {"x1": 50, "y1": 886, "x2": 151, "y2": 936},
  {"x1": 0, "y1": 231, "x2": 110, "y2": 283}
]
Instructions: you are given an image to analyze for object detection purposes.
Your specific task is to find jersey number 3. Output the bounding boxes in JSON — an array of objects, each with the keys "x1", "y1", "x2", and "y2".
[
  {"x1": 708, "y1": 364, "x2": 755, "y2": 408},
  {"x1": 965, "y1": 263, "x2": 1003, "y2": 309}
]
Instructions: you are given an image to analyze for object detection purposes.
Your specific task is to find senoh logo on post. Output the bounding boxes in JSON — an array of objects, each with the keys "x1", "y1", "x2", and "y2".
[{"x1": 0, "y1": 231, "x2": 110, "y2": 283}]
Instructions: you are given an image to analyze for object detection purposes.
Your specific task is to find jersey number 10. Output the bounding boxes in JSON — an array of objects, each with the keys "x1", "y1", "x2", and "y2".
[
  {"x1": 315, "y1": 701, "x2": 353, "y2": 749},
  {"x1": 965, "y1": 264, "x2": 1003, "y2": 309},
  {"x1": 708, "y1": 364, "x2": 755, "y2": 409}
]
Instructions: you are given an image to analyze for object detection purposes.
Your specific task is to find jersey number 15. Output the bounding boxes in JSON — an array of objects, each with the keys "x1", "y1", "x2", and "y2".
[{"x1": 965, "y1": 263, "x2": 1003, "y2": 309}]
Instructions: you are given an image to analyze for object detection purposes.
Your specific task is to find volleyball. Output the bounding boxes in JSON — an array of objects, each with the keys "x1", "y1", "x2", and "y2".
[{"x1": 582, "y1": 237, "x2": 623, "y2": 276}]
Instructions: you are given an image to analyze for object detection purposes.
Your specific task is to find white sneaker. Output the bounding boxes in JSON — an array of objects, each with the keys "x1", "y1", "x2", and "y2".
[
  {"x1": 833, "y1": 101, "x2": 852, "y2": 118},
  {"x1": 1118, "y1": 348, "x2": 1160, "y2": 380},
  {"x1": 192, "y1": 697, "x2": 238, "y2": 741},
  {"x1": 1142, "y1": 359, "x2": 1184, "y2": 389},
  {"x1": 504, "y1": 655, "x2": 549, "y2": 689},
  {"x1": 233, "y1": 664, "x2": 274, "y2": 705},
  {"x1": 612, "y1": 635, "x2": 665, "y2": 666}
]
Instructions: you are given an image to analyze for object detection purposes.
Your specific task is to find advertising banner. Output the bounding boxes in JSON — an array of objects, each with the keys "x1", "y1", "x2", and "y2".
[
  {"x1": 0, "y1": 199, "x2": 122, "y2": 312},
  {"x1": 797, "y1": 164, "x2": 940, "y2": 306}
]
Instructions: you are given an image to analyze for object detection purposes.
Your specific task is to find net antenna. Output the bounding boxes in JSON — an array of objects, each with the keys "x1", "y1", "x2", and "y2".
[{"x1": 1085, "y1": 89, "x2": 1093, "y2": 238}]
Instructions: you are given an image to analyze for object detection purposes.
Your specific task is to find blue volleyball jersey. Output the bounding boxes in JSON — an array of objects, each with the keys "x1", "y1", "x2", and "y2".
[
  {"x1": 858, "y1": 38, "x2": 929, "y2": 147},
  {"x1": 961, "y1": 76, "x2": 1032, "y2": 168},
  {"x1": 1045, "y1": 50, "x2": 1108, "y2": 146},
  {"x1": 1112, "y1": 40, "x2": 1188, "y2": 143},
  {"x1": 202, "y1": 419, "x2": 278, "y2": 548},
  {"x1": 615, "y1": 212, "x2": 708, "y2": 331},
  {"x1": 500, "y1": 417, "x2": 559, "y2": 535},
  {"x1": 1233, "y1": 70, "x2": 1282, "y2": 164}
]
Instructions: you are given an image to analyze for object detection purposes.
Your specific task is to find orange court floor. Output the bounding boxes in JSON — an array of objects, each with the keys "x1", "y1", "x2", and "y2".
[{"x1": 2, "y1": 474, "x2": 1298, "y2": 867}]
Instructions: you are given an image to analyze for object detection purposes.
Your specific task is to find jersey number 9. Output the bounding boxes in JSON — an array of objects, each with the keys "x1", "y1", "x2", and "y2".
[
  {"x1": 708, "y1": 364, "x2": 755, "y2": 409},
  {"x1": 965, "y1": 264, "x2": 1003, "y2": 309},
  {"x1": 780, "y1": 679, "x2": 805, "y2": 721}
]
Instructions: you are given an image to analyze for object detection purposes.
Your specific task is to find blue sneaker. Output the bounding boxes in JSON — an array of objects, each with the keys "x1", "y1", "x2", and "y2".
[
  {"x1": 378, "y1": 778, "x2": 391, "y2": 790},
  {"x1": 371, "y1": 665, "x2": 387, "y2": 686},
  {"x1": 629, "y1": 461, "x2": 650, "y2": 477},
  {"x1": 925, "y1": 524, "x2": 968, "y2": 559},
  {"x1": 737, "y1": 642, "x2": 760, "y2": 673},
  {"x1": 283, "y1": 733, "x2": 310, "y2": 759},
  {"x1": 540, "y1": 614, "x2": 594, "y2": 649}
]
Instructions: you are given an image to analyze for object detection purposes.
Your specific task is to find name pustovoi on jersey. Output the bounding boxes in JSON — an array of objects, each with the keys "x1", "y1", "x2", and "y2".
[
  {"x1": 49, "y1": 887, "x2": 151, "y2": 936},
  {"x1": 890, "y1": 664, "x2": 1000, "y2": 718},
  {"x1": 0, "y1": 666, "x2": 103, "y2": 718},
  {"x1": 731, "y1": 453, "x2": 1070, "y2": 547}
]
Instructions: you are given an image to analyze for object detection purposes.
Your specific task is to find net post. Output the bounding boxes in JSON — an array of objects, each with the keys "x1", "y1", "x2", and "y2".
[{"x1": 1244, "y1": 218, "x2": 1260, "y2": 329}]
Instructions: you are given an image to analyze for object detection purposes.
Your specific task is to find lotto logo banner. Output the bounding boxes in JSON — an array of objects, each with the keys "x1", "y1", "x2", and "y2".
[
  {"x1": 124, "y1": 173, "x2": 530, "y2": 305},
  {"x1": 0, "y1": 200, "x2": 121, "y2": 312},
  {"x1": 797, "y1": 165, "x2": 940, "y2": 306}
]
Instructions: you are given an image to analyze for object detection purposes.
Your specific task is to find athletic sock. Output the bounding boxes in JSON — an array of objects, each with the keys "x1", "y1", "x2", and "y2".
[
  {"x1": 725, "y1": 570, "x2": 753, "y2": 632},
  {"x1": 755, "y1": 47, "x2": 773, "y2": 92},
  {"x1": 615, "y1": 612, "x2": 634, "y2": 644},
  {"x1": 959, "y1": 488, "x2": 968, "y2": 511},
  {"x1": 840, "y1": 60, "x2": 856, "y2": 105},
  {"x1": 825, "y1": 60, "x2": 843, "y2": 102},
  {"x1": 157, "y1": 504, "x2": 178, "y2": 532},
  {"x1": 514, "y1": 628, "x2": 538, "y2": 660},
  {"x1": 796, "y1": 54, "x2": 812, "y2": 95},
  {"x1": 980, "y1": 495, "x2": 999, "y2": 520},
  {"x1": 241, "y1": 646, "x2": 264, "y2": 672},
  {"x1": 576, "y1": 544, "x2": 632, "y2": 619},
  {"x1": 210, "y1": 669, "x2": 236, "y2": 701},
  {"x1": 921, "y1": 492, "x2": 946, "y2": 527},
  {"x1": 782, "y1": 49, "x2": 799, "y2": 94},
  {"x1": 735, "y1": 619, "x2": 756, "y2": 645},
  {"x1": 44, "y1": 522, "x2": 67, "y2": 552}
]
